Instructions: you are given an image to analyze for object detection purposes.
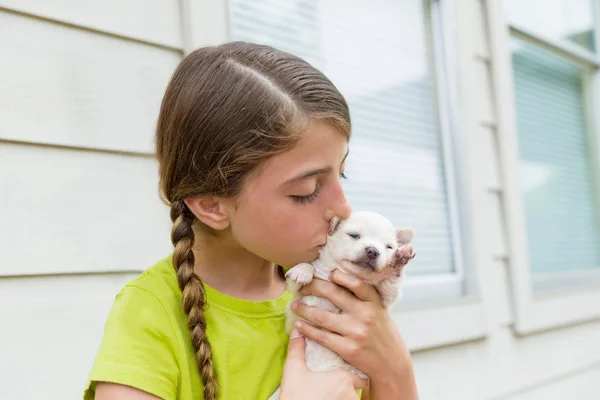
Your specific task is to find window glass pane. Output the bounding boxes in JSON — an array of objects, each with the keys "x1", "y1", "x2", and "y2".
[
  {"x1": 511, "y1": 37, "x2": 600, "y2": 274},
  {"x1": 229, "y1": 0, "x2": 457, "y2": 276},
  {"x1": 505, "y1": 0, "x2": 596, "y2": 51}
]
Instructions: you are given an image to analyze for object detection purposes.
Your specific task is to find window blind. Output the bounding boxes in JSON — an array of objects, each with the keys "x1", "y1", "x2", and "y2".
[
  {"x1": 229, "y1": 0, "x2": 457, "y2": 276},
  {"x1": 511, "y1": 38, "x2": 600, "y2": 273}
]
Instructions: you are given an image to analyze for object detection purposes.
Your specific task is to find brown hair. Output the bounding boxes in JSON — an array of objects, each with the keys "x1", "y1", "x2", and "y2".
[{"x1": 155, "y1": 41, "x2": 350, "y2": 399}]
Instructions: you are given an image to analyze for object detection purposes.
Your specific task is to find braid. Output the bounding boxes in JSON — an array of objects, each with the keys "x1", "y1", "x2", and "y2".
[{"x1": 170, "y1": 200, "x2": 218, "y2": 400}]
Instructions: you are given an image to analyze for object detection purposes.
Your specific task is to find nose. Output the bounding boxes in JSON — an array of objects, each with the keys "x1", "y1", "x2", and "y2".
[
  {"x1": 325, "y1": 179, "x2": 352, "y2": 221},
  {"x1": 332, "y1": 179, "x2": 351, "y2": 219},
  {"x1": 365, "y1": 247, "x2": 379, "y2": 260},
  {"x1": 337, "y1": 200, "x2": 352, "y2": 220}
]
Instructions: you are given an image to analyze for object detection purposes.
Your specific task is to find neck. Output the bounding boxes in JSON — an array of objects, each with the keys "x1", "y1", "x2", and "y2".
[{"x1": 190, "y1": 226, "x2": 286, "y2": 302}]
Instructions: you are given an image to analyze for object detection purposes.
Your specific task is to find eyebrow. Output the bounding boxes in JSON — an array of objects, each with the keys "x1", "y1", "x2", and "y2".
[{"x1": 282, "y1": 149, "x2": 349, "y2": 186}]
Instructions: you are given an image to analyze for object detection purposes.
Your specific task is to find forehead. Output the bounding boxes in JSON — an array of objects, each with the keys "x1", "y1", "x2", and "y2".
[
  {"x1": 342, "y1": 214, "x2": 396, "y2": 239},
  {"x1": 250, "y1": 120, "x2": 348, "y2": 186}
]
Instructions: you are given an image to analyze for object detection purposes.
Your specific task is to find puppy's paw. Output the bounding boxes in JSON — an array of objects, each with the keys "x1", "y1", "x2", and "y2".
[
  {"x1": 395, "y1": 244, "x2": 416, "y2": 267},
  {"x1": 285, "y1": 263, "x2": 314, "y2": 286},
  {"x1": 392, "y1": 244, "x2": 417, "y2": 276}
]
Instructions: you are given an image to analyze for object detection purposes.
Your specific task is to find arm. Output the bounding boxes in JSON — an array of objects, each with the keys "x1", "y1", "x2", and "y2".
[
  {"x1": 84, "y1": 286, "x2": 179, "y2": 400},
  {"x1": 95, "y1": 382, "x2": 163, "y2": 400}
]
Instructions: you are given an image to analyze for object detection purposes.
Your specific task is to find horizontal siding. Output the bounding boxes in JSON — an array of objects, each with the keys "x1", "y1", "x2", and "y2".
[
  {"x1": 0, "y1": 273, "x2": 138, "y2": 400},
  {"x1": 1, "y1": 1, "x2": 598, "y2": 399},
  {"x1": 0, "y1": 10, "x2": 181, "y2": 153},
  {"x1": 505, "y1": 364, "x2": 600, "y2": 400},
  {"x1": 0, "y1": 143, "x2": 173, "y2": 276},
  {"x1": 412, "y1": 322, "x2": 600, "y2": 400},
  {"x1": 0, "y1": 0, "x2": 182, "y2": 49}
]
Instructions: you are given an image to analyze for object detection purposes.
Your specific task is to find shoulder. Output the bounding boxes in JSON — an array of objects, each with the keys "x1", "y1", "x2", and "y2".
[
  {"x1": 108, "y1": 255, "x2": 182, "y2": 339},
  {"x1": 84, "y1": 255, "x2": 182, "y2": 400}
]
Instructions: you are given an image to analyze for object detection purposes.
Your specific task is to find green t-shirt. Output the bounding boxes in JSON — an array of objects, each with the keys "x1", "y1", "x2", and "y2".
[{"x1": 84, "y1": 255, "x2": 292, "y2": 400}]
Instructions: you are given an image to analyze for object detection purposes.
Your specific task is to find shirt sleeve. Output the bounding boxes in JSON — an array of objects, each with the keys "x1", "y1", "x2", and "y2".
[{"x1": 83, "y1": 285, "x2": 180, "y2": 400}]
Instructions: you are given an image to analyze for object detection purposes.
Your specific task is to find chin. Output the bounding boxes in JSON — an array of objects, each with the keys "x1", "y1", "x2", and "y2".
[
  {"x1": 338, "y1": 259, "x2": 380, "y2": 280},
  {"x1": 284, "y1": 250, "x2": 320, "y2": 268}
]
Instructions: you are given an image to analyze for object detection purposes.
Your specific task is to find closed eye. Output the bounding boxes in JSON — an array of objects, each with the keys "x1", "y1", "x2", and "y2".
[
  {"x1": 348, "y1": 233, "x2": 360, "y2": 239},
  {"x1": 386, "y1": 244, "x2": 393, "y2": 250},
  {"x1": 290, "y1": 184, "x2": 321, "y2": 204}
]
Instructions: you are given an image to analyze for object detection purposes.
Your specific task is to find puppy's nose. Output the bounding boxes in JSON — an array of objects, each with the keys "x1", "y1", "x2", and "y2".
[{"x1": 365, "y1": 247, "x2": 379, "y2": 260}]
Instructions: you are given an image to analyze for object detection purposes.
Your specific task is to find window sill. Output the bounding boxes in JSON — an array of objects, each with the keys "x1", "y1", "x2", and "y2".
[
  {"x1": 516, "y1": 283, "x2": 600, "y2": 335},
  {"x1": 391, "y1": 297, "x2": 487, "y2": 352}
]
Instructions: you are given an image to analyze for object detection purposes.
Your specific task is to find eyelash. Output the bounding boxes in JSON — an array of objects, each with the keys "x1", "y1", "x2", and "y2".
[
  {"x1": 290, "y1": 173, "x2": 348, "y2": 204},
  {"x1": 290, "y1": 188, "x2": 320, "y2": 204}
]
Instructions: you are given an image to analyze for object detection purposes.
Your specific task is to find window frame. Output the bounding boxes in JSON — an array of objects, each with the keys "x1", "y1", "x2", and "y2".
[
  {"x1": 486, "y1": 0, "x2": 600, "y2": 335},
  {"x1": 182, "y1": 0, "x2": 489, "y2": 351}
]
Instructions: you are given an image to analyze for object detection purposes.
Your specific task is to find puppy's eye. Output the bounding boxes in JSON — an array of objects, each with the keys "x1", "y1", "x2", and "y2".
[
  {"x1": 348, "y1": 233, "x2": 360, "y2": 240},
  {"x1": 386, "y1": 244, "x2": 393, "y2": 250}
]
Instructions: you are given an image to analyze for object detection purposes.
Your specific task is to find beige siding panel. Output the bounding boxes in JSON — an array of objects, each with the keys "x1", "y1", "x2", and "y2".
[
  {"x1": 0, "y1": 273, "x2": 138, "y2": 399},
  {"x1": 0, "y1": 11, "x2": 181, "y2": 153},
  {"x1": 0, "y1": 143, "x2": 173, "y2": 276},
  {"x1": 0, "y1": 0, "x2": 182, "y2": 49},
  {"x1": 412, "y1": 322, "x2": 600, "y2": 400},
  {"x1": 504, "y1": 365, "x2": 600, "y2": 400}
]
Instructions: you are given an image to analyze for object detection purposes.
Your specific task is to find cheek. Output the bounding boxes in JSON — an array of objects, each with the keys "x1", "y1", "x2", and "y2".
[{"x1": 239, "y1": 193, "x2": 322, "y2": 245}]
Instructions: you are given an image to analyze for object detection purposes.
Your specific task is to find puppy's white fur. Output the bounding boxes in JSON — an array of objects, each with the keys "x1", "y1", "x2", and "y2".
[{"x1": 268, "y1": 211, "x2": 415, "y2": 400}]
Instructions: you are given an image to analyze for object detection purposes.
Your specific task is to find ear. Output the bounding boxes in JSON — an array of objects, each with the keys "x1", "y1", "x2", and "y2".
[
  {"x1": 184, "y1": 196, "x2": 230, "y2": 231},
  {"x1": 396, "y1": 228, "x2": 415, "y2": 245},
  {"x1": 328, "y1": 216, "x2": 342, "y2": 236}
]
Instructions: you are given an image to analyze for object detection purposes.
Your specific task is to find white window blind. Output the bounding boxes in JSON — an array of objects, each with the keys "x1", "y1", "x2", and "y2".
[
  {"x1": 511, "y1": 37, "x2": 600, "y2": 274},
  {"x1": 229, "y1": 0, "x2": 458, "y2": 276}
]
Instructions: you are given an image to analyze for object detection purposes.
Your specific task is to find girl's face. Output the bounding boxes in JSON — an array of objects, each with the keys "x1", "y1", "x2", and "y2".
[{"x1": 223, "y1": 120, "x2": 352, "y2": 268}]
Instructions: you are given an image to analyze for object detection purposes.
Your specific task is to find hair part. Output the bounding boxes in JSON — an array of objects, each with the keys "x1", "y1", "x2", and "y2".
[{"x1": 155, "y1": 41, "x2": 351, "y2": 400}]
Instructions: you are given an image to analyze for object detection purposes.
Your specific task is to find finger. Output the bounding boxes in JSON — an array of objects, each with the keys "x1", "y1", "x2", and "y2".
[
  {"x1": 283, "y1": 329, "x2": 307, "y2": 373},
  {"x1": 291, "y1": 302, "x2": 353, "y2": 335},
  {"x1": 349, "y1": 372, "x2": 369, "y2": 390},
  {"x1": 331, "y1": 269, "x2": 380, "y2": 303},
  {"x1": 294, "y1": 320, "x2": 346, "y2": 357},
  {"x1": 331, "y1": 370, "x2": 368, "y2": 391},
  {"x1": 299, "y1": 278, "x2": 357, "y2": 313}
]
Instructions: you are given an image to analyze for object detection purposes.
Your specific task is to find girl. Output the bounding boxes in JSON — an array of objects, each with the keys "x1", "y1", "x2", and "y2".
[{"x1": 84, "y1": 41, "x2": 418, "y2": 400}]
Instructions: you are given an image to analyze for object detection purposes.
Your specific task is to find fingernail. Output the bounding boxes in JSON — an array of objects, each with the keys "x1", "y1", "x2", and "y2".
[
  {"x1": 290, "y1": 328, "x2": 302, "y2": 339},
  {"x1": 291, "y1": 301, "x2": 298, "y2": 310},
  {"x1": 295, "y1": 321, "x2": 303, "y2": 329}
]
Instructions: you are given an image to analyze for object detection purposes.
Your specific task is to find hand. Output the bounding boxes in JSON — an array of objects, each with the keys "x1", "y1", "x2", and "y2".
[
  {"x1": 291, "y1": 270, "x2": 418, "y2": 399},
  {"x1": 279, "y1": 329, "x2": 366, "y2": 400}
]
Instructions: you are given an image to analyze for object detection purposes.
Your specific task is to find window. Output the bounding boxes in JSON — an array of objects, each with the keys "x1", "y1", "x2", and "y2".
[
  {"x1": 229, "y1": 0, "x2": 466, "y2": 302},
  {"x1": 489, "y1": 0, "x2": 600, "y2": 334},
  {"x1": 511, "y1": 38, "x2": 600, "y2": 290},
  {"x1": 506, "y1": 0, "x2": 596, "y2": 51}
]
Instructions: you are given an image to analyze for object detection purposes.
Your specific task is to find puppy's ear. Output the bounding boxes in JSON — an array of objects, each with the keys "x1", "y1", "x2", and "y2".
[
  {"x1": 396, "y1": 228, "x2": 415, "y2": 245},
  {"x1": 328, "y1": 216, "x2": 342, "y2": 236}
]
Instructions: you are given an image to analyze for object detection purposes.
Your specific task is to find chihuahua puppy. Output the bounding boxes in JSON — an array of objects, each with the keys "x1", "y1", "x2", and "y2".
[{"x1": 268, "y1": 211, "x2": 416, "y2": 400}]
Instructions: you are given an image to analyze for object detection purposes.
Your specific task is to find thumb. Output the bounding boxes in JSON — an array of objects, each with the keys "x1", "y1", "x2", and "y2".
[{"x1": 284, "y1": 329, "x2": 307, "y2": 372}]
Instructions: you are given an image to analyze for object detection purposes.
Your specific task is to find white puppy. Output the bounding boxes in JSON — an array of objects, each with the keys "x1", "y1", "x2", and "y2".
[{"x1": 268, "y1": 211, "x2": 416, "y2": 400}]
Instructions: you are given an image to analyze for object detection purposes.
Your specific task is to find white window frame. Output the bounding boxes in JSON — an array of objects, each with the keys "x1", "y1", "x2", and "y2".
[
  {"x1": 486, "y1": 0, "x2": 600, "y2": 335},
  {"x1": 181, "y1": 0, "x2": 488, "y2": 351}
]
